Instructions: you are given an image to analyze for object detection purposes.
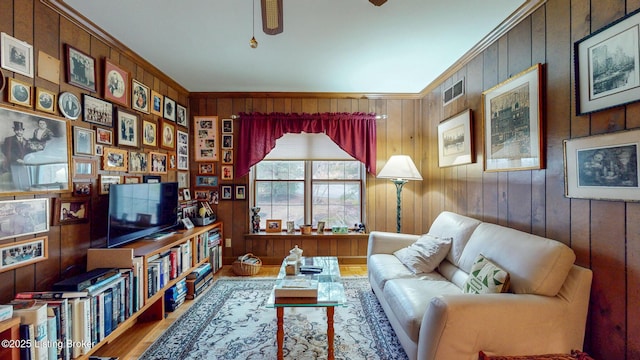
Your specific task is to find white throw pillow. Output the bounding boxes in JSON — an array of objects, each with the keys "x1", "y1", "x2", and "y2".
[{"x1": 393, "y1": 234, "x2": 452, "y2": 274}]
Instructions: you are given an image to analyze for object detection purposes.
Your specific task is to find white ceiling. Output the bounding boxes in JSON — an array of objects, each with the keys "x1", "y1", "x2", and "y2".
[{"x1": 63, "y1": 0, "x2": 526, "y2": 94}]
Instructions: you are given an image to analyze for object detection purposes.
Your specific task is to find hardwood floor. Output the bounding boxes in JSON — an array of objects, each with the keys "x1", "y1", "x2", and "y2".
[{"x1": 92, "y1": 264, "x2": 368, "y2": 359}]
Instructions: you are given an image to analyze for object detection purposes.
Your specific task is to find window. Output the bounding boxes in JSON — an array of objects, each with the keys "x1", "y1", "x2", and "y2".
[{"x1": 254, "y1": 160, "x2": 364, "y2": 230}]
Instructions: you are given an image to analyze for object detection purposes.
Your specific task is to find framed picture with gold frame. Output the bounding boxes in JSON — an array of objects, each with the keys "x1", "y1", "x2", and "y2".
[
  {"x1": 266, "y1": 219, "x2": 282, "y2": 233},
  {"x1": 142, "y1": 119, "x2": 157, "y2": 147},
  {"x1": 149, "y1": 151, "x2": 167, "y2": 174},
  {"x1": 151, "y1": 90, "x2": 163, "y2": 116},
  {"x1": 128, "y1": 150, "x2": 148, "y2": 173},
  {"x1": 0, "y1": 236, "x2": 48, "y2": 273},
  {"x1": 35, "y1": 88, "x2": 56, "y2": 114},
  {"x1": 160, "y1": 119, "x2": 175, "y2": 150},
  {"x1": 72, "y1": 156, "x2": 96, "y2": 179},
  {"x1": 124, "y1": 175, "x2": 141, "y2": 184},
  {"x1": 99, "y1": 174, "x2": 121, "y2": 195},
  {"x1": 8, "y1": 78, "x2": 32, "y2": 107},
  {"x1": 102, "y1": 147, "x2": 128, "y2": 171}
]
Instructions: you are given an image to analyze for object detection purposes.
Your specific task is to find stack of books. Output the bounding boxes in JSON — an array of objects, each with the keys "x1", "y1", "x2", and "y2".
[
  {"x1": 274, "y1": 277, "x2": 318, "y2": 303},
  {"x1": 164, "y1": 278, "x2": 187, "y2": 312},
  {"x1": 186, "y1": 263, "x2": 213, "y2": 300}
]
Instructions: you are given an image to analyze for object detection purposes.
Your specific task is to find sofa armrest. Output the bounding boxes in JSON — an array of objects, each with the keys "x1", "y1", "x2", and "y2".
[
  {"x1": 367, "y1": 231, "x2": 420, "y2": 257},
  {"x1": 418, "y1": 294, "x2": 580, "y2": 360}
]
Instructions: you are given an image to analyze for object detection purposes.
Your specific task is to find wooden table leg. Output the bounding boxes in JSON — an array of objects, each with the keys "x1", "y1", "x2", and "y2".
[
  {"x1": 277, "y1": 307, "x2": 284, "y2": 360},
  {"x1": 327, "y1": 306, "x2": 335, "y2": 360}
]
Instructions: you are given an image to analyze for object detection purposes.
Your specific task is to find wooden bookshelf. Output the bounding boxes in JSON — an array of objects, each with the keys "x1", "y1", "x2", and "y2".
[{"x1": 0, "y1": 317, "x2": 20, "y2": 360}]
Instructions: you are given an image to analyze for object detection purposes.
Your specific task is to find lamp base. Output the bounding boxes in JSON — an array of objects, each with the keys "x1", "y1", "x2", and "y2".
[{"x1": 392, "y1": 179, "x2": 408, "y2": 233}]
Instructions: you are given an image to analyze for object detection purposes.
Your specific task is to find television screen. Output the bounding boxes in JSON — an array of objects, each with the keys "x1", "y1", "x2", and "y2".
[{"x1": 106, "y1": 182, "x2": 179, "y2": 248}]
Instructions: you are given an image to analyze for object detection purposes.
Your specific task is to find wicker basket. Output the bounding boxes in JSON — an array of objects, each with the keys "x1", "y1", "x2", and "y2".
[{"x1": 232, "y1": 253, "x2": 262, "y2": 276}]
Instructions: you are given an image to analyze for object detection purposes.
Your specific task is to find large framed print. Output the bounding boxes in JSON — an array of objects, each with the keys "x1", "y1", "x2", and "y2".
[
  {"x1": 482, "y1": 63, "x2": 544, "y2": 172},
  {"x1": 0, "y1": 106, "x2": 71, "y2": 195},
  {"x1": 194, "y1": 116, "x2": 218, "y2": 161},
  {"x1": 131, "y1": 79, "x2": 150, "y2": 113},
  {"x1": 65, "y1": 45, "x2": 96, "y2": 92},
  {"x1": 0, "y1": 236, "x2": 48, "y2": 273},
  {"x1": 564, "y1": 129, "x2": 640, "y2": 201},
  {"x1": 438, "y1": 109, "x2": 474, "y2": 167},
  {"x1": 1, "y1": 32, "x2": 34, "y2": 78},
  {"x1": 0, "y1": 198, "x2": 49, "y2": 241},
  {"x1": 104, "y1": 59, "x2": 130, "y2": 107},
  {"x1": 177, "y1": 129, "x2": 189, "y2": 170},
  {"x1": 116, "y1": 109, "x2": 139, "y2": 148},
  {"x1": 575, "y1": 8, "x2": 640, "y2": 115},
  {"x1": 83, "y1": 94, "x2": 113, "y2": 127}
]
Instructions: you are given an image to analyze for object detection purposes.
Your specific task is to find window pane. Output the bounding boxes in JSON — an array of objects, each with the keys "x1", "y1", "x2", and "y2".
[
  {"x1": 312, "y1": 181, "x2": 360, "y2": 228},
  {"x1": 313, "y1": 161, "x2": 361, "y2": 180},
  {"x1": 256, "y1": 161, "x2": 304, "y2": 180},
  {"x1": 255, "y1": 180, "x2": 304, "y2": 227}
]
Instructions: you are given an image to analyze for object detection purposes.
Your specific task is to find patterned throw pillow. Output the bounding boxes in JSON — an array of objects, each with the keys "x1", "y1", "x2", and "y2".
[
  {"x1": 463, "y1": 254, "x2": 510, "y2": 294},
  {"x1": 393, "y1": 234, "x2": 452, "y2": 274}
]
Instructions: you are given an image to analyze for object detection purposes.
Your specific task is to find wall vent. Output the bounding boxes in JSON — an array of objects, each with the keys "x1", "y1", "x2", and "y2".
[{"x1": 443, "y1": 78, "x2": 465, "y2": 106}]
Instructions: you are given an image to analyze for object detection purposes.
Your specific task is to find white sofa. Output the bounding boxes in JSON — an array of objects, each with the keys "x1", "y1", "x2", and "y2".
[{"x1": 367, "y1": 211, "x2": 592, "y2": 360}]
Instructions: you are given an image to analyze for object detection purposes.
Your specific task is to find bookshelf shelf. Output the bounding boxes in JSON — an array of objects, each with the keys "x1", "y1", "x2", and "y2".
[{"x1": 0, "y1": 317, "x2": 20, "y2": 360}]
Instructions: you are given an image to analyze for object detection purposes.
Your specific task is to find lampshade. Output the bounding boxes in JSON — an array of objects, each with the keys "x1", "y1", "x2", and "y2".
[{"x1": 377, "y1": 155, "x2": 423, "y2": 181}]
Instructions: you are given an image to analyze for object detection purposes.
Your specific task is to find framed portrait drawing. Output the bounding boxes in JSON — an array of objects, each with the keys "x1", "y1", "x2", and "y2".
[
  {"x1": 437, "y1": 109, "x2": 474, "y2": 167},
  {"x1": 221, "y1": 185, "x2": 233, "y2": 200},
  {"x1": 83, "y1": 94, "x2": 113, "y2": 127},
  {"x1": 102, "y1": 147, "x2": 128, "y2": 171},
  {"x1": 176, "y1": 104, "x2": 187, "y2": 127},
  {"x1": 73, "y1": 181, "x2": 91, "y2": 196},
  {"x1": 104, "y1": 59, "x2": 130, "y2": 107},
  {"x1": 177, "y1": 129, "x2": 189, "y2": 170},
  {"x1": 160, "y1": 119, "x2": 176, "y2": 150},
  {"x1": 72, "y1": 156, "x2": 96, "y2": 179},
  {"x1": 129, "y1": 151, "x2": 149, "y2": 173},
  {"x1": 95, "y1": 127, "x2": 113, "y2": 145},
  {"x1": 194, "y1": 116, "x2": 218, "y2": 161},
  {"x1": 58, "y1": 92, "x2": 80, "y2": 120},
  {"x1": 73, "y1": 126, "x2": 95, "y2": 156},
  {"x1": 564, "y1": 128, "x2": 640, "y2": 201},
  {"x1": 65, "y1": 45, "x2": 96, "y2": 92},
  {"x1": 35, "y1": 88, "x2": 56, "y2": 114},
  {"x1": 8, "y1": 78, "x2": 32, "y2": 107},
  {"x1": 1, "y1": 32, "x2": 34, "y2": 78},
  {"x1": 151, "y1": 90, "x2": 163, "y2": 116},
  {"x1": 163, "y1": 96, "x2": 176, "y2": 121},
  {"x1": 222, "y1": 118, "x2": 233, "y2": 133},
  {"x1": 0, "y1": 198, "x2": 49, "y2": 241},
  {"x1": 575, "y1": 8, "x2": 640, "y2": 115},
  {"x1": 149, "y1": 151, "x2": 168, "y2": 174},
  {"x1": 99, "y1": 174, "x2": 121, "y2": 195},
  {"x1": 116, "y1": 109, "x2": 139, "y2": 148},
  {"x1": 177, "y1": 171, "x2": 189, "y2": 188},
  {"x1": 53, "y1": 198, "x2": 89, "y2": 225},
  {"x1": 131, "y1": 79, "x2": 150, "y2": 113},
  {"x1": 0, "y1": 236, "x2": 48, "y2": 273},
  {"x1": 142, "y1": 119, "x2": 158, "y2": 147},
  {"x1": 482, "y1": 63, "x2": 544, "y2": 172}
]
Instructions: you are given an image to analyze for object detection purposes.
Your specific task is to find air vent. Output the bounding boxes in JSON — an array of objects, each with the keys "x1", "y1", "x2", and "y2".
[{"x1": 443, "y1": 78, "x2": 465, "y2": 106}]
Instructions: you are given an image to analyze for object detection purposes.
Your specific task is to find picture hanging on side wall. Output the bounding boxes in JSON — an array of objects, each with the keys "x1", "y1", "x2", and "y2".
[
  {"x1": 104, "y1": 59, "x2": 130, "y2": 107},
  {"x1": 0, "y1": 198, "x2": 49, "y2": 241},
  {"x1": 1, "y1": 32, "x2": 34, "y2": 78},
  {"x1": 65, "y1": 45, "x2": 96, "y2": 92},
  {"x1": 194, "y1": 116, "x2": 218, "y2": 161},
  {"x1": 0, "y1": 236, "x2": 48, "y2": 273},
  {"x1": 437, "y1": 109, "x2": 474, "y2": 167}
]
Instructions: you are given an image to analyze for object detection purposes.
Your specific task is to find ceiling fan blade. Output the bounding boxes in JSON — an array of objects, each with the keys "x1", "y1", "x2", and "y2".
[
  {"x1": 261, "y1": 0, "x2": 283, "y2": 35},
  {"x1": 369, "y1": 0, "x2": 388, "y2": 5}
]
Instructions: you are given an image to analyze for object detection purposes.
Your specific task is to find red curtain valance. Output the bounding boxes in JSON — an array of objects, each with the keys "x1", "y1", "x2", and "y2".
[{"x1": 236, "y1": 112, "x2": 377, "y2": 177}]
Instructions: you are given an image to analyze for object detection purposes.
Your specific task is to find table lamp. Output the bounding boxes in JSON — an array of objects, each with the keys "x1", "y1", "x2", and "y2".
[{"x1": 377, "y1": 155, "x2": 423, "y2": 232}]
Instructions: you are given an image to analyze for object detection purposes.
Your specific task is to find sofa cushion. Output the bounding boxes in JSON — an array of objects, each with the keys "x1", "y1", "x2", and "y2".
[
  {"x1": 427, "y1": 211, "x2": 482, "y2": 267},
  {"x1": 368, "y1": 254, "x2": 416, "y2": 291},
  {"x1": 463, "y1": 254, "x2": 510, "y2": 294},
  {"x1": 393, "y1": 234, "x2": 452, "y2": 274}
]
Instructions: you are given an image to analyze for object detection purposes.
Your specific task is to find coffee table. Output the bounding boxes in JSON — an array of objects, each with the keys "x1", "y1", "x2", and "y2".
[{"x1": 267, "y1": 256, "x2": 346, "y2": 360}]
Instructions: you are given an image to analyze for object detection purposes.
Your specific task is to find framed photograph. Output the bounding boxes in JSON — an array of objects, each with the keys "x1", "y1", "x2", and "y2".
[
  {"x1": 437, "y1": 109, "x2": 474, "y2": 167},
  {"x1": 142, "y1": 119, "x2": 158, "y2": 147},
  {"x1": 128, "y1": 151, "x2": 148, "y2": 173},
  {"x1": 104, "y1": 59, "x2": 130, "y2": 107},
  {"x1": 482, "y1": 63, "x2": 543, "y2": 172},
  {"x1": 194, "y1": 116, "x2": 218, "y2": 161},
  {"x1": 575, "y1": 8, "x2": 640, "y2": 115},
  {"x1": 123, "y1": 175, "x2": 141, "y2": 184},
  {"x1": 53, "y1": 198, "x2": 89, "y2": 225},
  {"x1": 149, "y1": 151, "x2": 167, "y2": 174},
  {"x1": 151, "y1": 90, "x2": 163, "y2": 116},
  {"x1": 95, "y1": 127, "x2": 113, "y2": 145},
  {"x1": 176, "y1": 104, "x2": 187, "y2": 127},
  {"x1": 222, "y1": 134, "x2": 233, "y2": 149},
  {"x1": 1, "y1": 32, "x2": 34, "y2": 78},
  {"x1": 58, "y1": 92, "x2": 80, "y2": 120},
  {"x1": 198, "y1": 163, "x2": 215, "y2": 174},
  {"x1": 143, "y1": 174, "x2": 161, "y2": 183},
  {"x1": 564, "y1": 128, "x2": 640, "y2": 201},
  {"x1": 182, "y1": 204, "x2": 197, "y2": 219},
  {"x1": 95, "y1": 144, "x2": 103, "y2": 156},
  {"x1": 168, "y1": 152, "x2": 177, "y2": 170},
  {"x1": 8, "y1": 78, "x2": 32, "y2": 107},
  {"x1": 163, "y1": 96, "x2": 176, "y2": 121},
  {"x1": 182, "y1": 188, "x2": 192, "y2": 201},
  {"x1": 0, "y1": 198, "x2": 49, "y2": 241},
  {"x1": 222, "y1": 149, "x2": 233, "y2": 164},
  {"x1": 266, "y1": 219, "x2": 282, "y2": 233},
  {"x1": 196, "y1": 175, "x2": 218, "y2": 187},
  {"x1": 0, "y1": 236, "x2": 48, "y2": 273},
  {"x1": 35, "y1": 88, "x2": 56, "y2": 114},
  {"x1": 235, "y1": 185, "x2": 246, "y2": 200},
  {"x1": 65, "y1": 45, "x2": 96, "y2": 92},
  {"x1": 102, "y1": 147, "x2": 128, "y2": 171},
  {"x1": 181, "y1": 217, "x2": 194, "y2": 230},
  {"x1": 73, "y1": 126, "x2": 95, "y2": 156},
  {"x1": 222, "y1": 118, "x2": 233, "y2": 133},
  {"x1": 193, "y1": 189, "x2": 211, "y2": 202},
  {"x1": 177, "y1": 171, "x2": 189, "y2": 188},
  {"x1": 221, "y1": 165, "x2": 233, "y2": 180},
  {"x1": 73, "y1": 181, "x2": 91, "y2": 196},
  {"x1": 131, "y1": 79, "x2": 150, "y2": 113},
  {"x1": 72, "y1": 156, "x2": 96, "y2": 179},
  {"x1": 116, "y1": 109, "x2": 139, "y2": 148},
  {"x1": 160, "y1": 119, "x2": 176, "y2": 150},
  {"x1": 221, "y1": 185, "x2": 233, "y2": 200},
  {"x1": 177, "y1": 129, "x2": 189, "y2": 170},
  {"x1": 99, "y1": 174, "x2": 121, "y2": 194},
  {"x1": 0, "y1": 69, "x2": 4, "y2": 92},
  {"x1": 83, "y1": 94, "x2": 113, "y2": 127}
]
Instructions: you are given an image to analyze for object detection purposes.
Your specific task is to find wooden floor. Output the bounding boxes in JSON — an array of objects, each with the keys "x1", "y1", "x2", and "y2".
[{"x1": 93, "y1": 264, "x2": 368, "y2": 360}]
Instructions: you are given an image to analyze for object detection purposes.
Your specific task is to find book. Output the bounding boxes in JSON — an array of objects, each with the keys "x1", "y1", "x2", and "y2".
[
  {"x1": 19, "y1": 323, "x2": 33, "y2": 360},
  {"x1": 12, "y1": 300, "x2": 48, "y2": 360},
  {"x1": 186, "y1": 262, "x2": 212, "y2": 280},
  {"x1": 274, "y1": 278, "x2": 319, "y2": 298},
  {"x1": 52, "y1": 268, "x2": 119, "y2": 292},
  {"x1": 0, "y1": 304, "x2": 13, "y2": 321},
  {"x1": 15, "y1": 291, "x2": 89, "y2": 299},
  {"x1": 47, "y1": 315, "x2": 58, "y2": 360}
]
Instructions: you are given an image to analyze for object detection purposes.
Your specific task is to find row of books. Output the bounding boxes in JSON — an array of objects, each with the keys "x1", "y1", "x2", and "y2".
[
  {"x1": 186, "y1": 262, "x2": 213, "y2": 300},
  {"x1": 164, "y1": 278, "x2": 187, "y2": 312},
  {"x1": 147, "y1": 242, "x2": 192, "y2": 297}
]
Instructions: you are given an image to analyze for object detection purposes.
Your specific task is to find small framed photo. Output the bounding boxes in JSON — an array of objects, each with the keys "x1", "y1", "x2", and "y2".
[
  {"x1": 53, "y1": 198, "x2": 89, "y2": 225},
  {"x1": 95, "y1": 144, "x2": 103, "y2": 156},
  {"x1": 1, "y1": 32, "x2": 34, "y2": 78},
  {"x1": 102, "y1": 147, "x2": 128, "y2": 171},
  {"x1": 0, "y1": 236, "x2": 48, "y2": 273},
  {"x1": 222, "y1": 134, "x2": 233, "y2": 149},
  {"x1": 222, "y1": 118, "x2": 233, "y2": 133},
  {"x1": 128, "y1": 151, "x2": 149, "y2": 173},
  {"x1": 0, "y1": 198, "x2": 49, "y2": 241},
  {"x1": 168, "y1": 152, "x2": 177, "y2": 170},
  {"x1": 142, "y1": 119, "x2": 158, "y2": 147},
  {"x1": 160, "y1": 119, "x2": 176, "y2": 150},
  {"x1": 73, "y1": 126, "x2": 95, "y2": 157},
  {"x1": 131, "y1": 79, "x2": 150, "y2": 113},
  {"x1": 124, "y1": 175, "x2": 141, "y2": 184},
  {"x1": 182, "y1": 188, "x2": 192, "y2": 201},
  {"x1": 95, "y1": 127, "x2": 113, "y2": 145},
  {"x1": 235, "y1": 185, "x2": 246, "y2": 200},
  {"x1": 176, "y1": 103, "x2": 187, "y2": 127},
  {"x1": 181, "y1": 217, "x2": 194, "y2": 230},
  {"x1": 194, "y1": 116, "x2": 218, "y2": 161},
  {"x1": 151, "y1": 90, "x2": 163, "y2": 116},
  {"x1": 177, "y1": 129, "x2": 189, "y2": 170},
  {"x1": 65, "y1": 45, "x2": 96, "y2": 92},
  {"x1": 58, "y1": 92, "x2": 80, "y2": 120},
  {"x1": 163, "y1": 96, "x2": 176, "y2": 121},
  {"x1": 73, "y1": 181, "x2": 92, "y2": 196},
  {"x1": 8, "y1": 78, "x2": 32, "y2": 107},
  {"x1": 35, "y1": 88, "x2": 57, "y2": 114},
  {"x1": 99, "y1": 174, "x2": 121, "y2": 195},
  {"x1": 437, "y1": 109, "x2": 474, "y2": 167},
  {"x1": 194, "y1": 189, "x2": 211, "y2": 202},
  {"x1": 221, "y1": 185, "x2": 233, "y2": 200},
  {"x1": 72, "y1": 156, "x2": 96, "y2": 179},
  {"x1": 116, "y1": 108, "x2": 139, "y2": 148},
  {"x1": 83, "y1": 94, "x2": 113, "y2": 127},
  {"x1": 196, "y1": 175, "x2": 218, "y2": 187},
  {"x1": 198, "y1": 163, "x2": 215, "y2": 174},
  {"x1": 177, "y1": 171, "x2": 189, "y2": 188},
  {"x1": 149, "y1": 151, "x2": 168, "y2": 174},
  {"x1": 222, "y1": 149, "x2": 233, "y2": 164},
  {"x1": 266, "y1": 219, "x2": 282, "y2": 233},
  {"x1": 143, "y1": 175, "x2": 161, "y2": 183},
  {"x1": 221, "y1": 165, "x2": 233, "y2": 180},
  {"x1": 104, "y1": 59, "x2": 130, "y2": 107}
]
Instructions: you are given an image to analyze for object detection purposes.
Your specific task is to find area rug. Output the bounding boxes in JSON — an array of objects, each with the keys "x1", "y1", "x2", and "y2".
[{"x1": 139, "y1": 277, "x2": 408, "y2": 360}]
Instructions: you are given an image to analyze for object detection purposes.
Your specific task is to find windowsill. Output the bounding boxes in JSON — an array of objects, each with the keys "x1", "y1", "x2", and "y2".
[{"x1": 244, "y1": 231, "x2": 368, "y2": 238}]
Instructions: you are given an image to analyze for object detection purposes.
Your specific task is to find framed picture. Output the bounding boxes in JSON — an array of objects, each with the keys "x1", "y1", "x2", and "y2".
[
  {"x1": 99, "y1": 174, "x2": 121, "y2": 195},
  {"x1": 194, "y1": 116, "x2": 218, "y2": 161},
  {"x1": 221, "y1": 165, "x2": 233, "y2": 180},
  {"x1": 1, "y1": 32, "x2": 34, "y2": 78},
  {"x1": 196, "y1": 175, "x2": 218, "y2": 187},
  {"x1": 0, "y1": 236, "x2": 48, "y2": 273},
  {"x1": 104, "y1": 59, "x2": 130, "y2": 107},
  {"x1": 482, "y1": 63, "x2": 544, "y2": 172},
  {"x1": 160, "y1": 119, "x2": 176, "y2": 150},
  {"x1": 102, "y1": 147, "x2": 128, "y2": 171},
  {"x1": 116, "y1": 109, "x2": 139, "y2": 148},
  {"x1": 65, "y1": 45, "x2": 96, "y2": 92},
  {"x1": 53, "y1": 198, "x2": 89, "y2": 225},
  {"x1": 143, "y1": 174, "x2": 161, "y2": 183},
  {"x1": 221, "y1": 185, "x2": 233, "y2": 200},
  {"x1": 222, "y1": 149, "x2": 233, "y2": 164},
  {"x1": 222, "y1": 118, "x2": 233, "y2": 133},
  {"x1": 83, "y1": 94, "x2": 113, "y2": 127},
  {"x1": 181, "y1": 217, "x2": 194, "y2": 230},
  {"x1": 95, "y1": 127, "x2": 113, "y2": 145},
  {"x1": 58, "y1": 92, "x2": 80, "y2": 120},
  {"x1": 235, "y1": 185, "x2": 246, "y2": 200},
  {"x1": 142, "y1": 119, "x2": 158, "y2": 147},
  {"x1": 177, "y1": 129, "x2": 189, "y2": 170},
  {"x1": 198, "y1": 163, "x2": 215, "y2": 174},
  {"x1": 266, "y1": 219, "x2": 282, "y2": 233},
  {"x1": 437, "y1": 109, "x2": 474, "y2": 167},
  {"x1": 193, "y1": 189, "x2": 211, "y2": 202},
  {"x1": 150, "y1": 90, "x2": 163, "y2": 116},
  {"x1": 72, "y1": 156, "x2": 96, "y2": 179},
  {"x1": 168, "y1": 152, "x2": 177, "y2": 170},
  {"x1": 177, "y1": 171, "x2": 189, "y2": 188},
  {"x1": 163, "y1": 96, "x2": 176, "y2": 121},
  {"x1": 131, "y1": 79, "x2": 150, "y2": 114},
  {"x1": 0, "y1": 69, "x2": 4, "y2": 92},
  {"x1": 8, "y1": 78, "x2": 32, "y2": 107},
  {"x1": 95, "y1": 144, "x2": 103, "y2": 156},
  {"x1": 123, "y1": 175, "x2": 141, "y2": 184},
  {"x1": 35, "y1": 88, "x2": 56, "y2": 114},
  {"x1": 0, "y1": 198, "x2": 49, "y2": 241},
  {"x1": 73, "y1": 181, "x2": 91, "y2": 196},
  {"x1": 129, "y1": 151, "x2": 148, "y2": 173},
  {"x1": 176, "y1": 104, "x2": 187, "y2": 127},
  {"x1": 575, "y1": 8, "x2": 640, "y2": 115},
  {"x1": 37, "y1": 50, "x2": 59, "y2": 85},
  {"x1": 564, "y1": 128, "x2": 640, "y2": 201},
  {"x1": 73, "y1": 126, "x2": 95, "y2": 156},
  {"x1": 222, "y1": 134, "x2": 233, "y2": 149},
  {"x1": 182, "y1": 188, "x2": 192, "y2": 201},
  {"x1": 149, "y1": 151, "x2": 167, "y2": 174}
]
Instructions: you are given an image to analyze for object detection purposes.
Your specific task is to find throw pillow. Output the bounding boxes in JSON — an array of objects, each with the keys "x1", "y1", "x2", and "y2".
[
  {"x1": 463, "y1": 254, "x2": 510, "y2": 294},
  {"x1": 393, "y1": 234, "x2": 452, "y2": 274}
]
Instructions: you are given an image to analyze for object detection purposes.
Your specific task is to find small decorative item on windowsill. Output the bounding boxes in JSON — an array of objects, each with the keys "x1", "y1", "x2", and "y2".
[
  {"x1": 299, "y1": 224, "x2": 312, "y2": 235},
  {"x1": 250, "y1": 207, "x2": 261, "y2": 233},
  {"x1": 232, "y1": 253, "x2": 262, "y2": 276},
  {"x1": 317, "y1": 221, "x2": 326, "y2": 234}
]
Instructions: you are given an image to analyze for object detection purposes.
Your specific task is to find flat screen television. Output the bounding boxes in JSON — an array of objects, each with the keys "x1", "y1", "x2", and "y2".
[{"x1": 106, "y1": 182, "x2": 179, "y2": 248}]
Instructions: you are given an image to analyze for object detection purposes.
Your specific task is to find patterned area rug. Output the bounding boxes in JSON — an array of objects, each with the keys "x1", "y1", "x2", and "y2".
[{"x1": 140, "y1": 277, "x2": 408, "y2": 360}]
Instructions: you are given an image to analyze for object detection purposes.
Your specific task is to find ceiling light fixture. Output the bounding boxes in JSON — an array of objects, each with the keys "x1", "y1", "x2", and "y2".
[{"x1": 250, "y1": 0, "x2": 258, "y2": 48}]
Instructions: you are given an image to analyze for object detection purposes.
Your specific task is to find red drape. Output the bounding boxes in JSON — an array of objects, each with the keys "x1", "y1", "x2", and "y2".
[{"x1": 236, "y1": 112, "x2": 377, "y2": 177}]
